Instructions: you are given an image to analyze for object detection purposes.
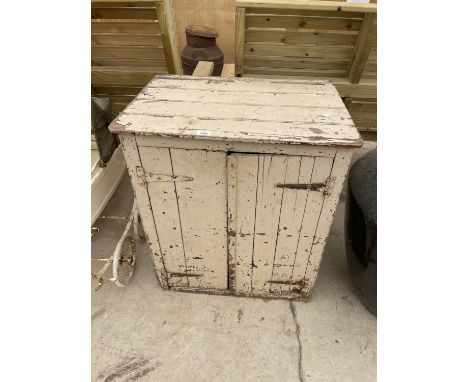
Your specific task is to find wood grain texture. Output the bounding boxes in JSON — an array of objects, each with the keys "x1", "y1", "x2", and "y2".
[
  {"x1": 245, "y1": 43, "x2": 354, "y2": 60},
  {"x1": 118, "y1": 134, "x2": 168, "y2": 288},
  {"x1": 245, "y1": 29, "x2": 357, "y2": 46},
  {"x1": 136, "y1": 135, "x2": 339, "y2": 157},
  {"x1": 347, "y1": 13, "x2": 377, "y2": 83},
  {"x1": 236, "y1": 0, "x2": 377, "y2": 13},
  {"x1": 156, "y1": 0, "x2": 182, "y2": 74},
  {"x1": 91, "y1": 66, "x2": 165, "y2": 86},
  {"x1": 221, "y1": 63, "x2": 235, "y2": 77},
  {"x1": 192, "y1": 61, "x2": 214, "y2": 76},
  {"x1": 91, "y1": 33, "x2": 163, "y2": 46},
  {"x1": 169, "y1": 149, "x2": 228, "y2": 289},
  {"x1": 245, "y1": 7, "x2": 364, "y2": 19},
  {"x1": 91, "y1": 0, "x2": 179, "y2": 111},
  {"x1": 110, "y1": 75, "x2": 362, "y2": 147},
  {"x1": 245, "y1": 14, "x2": 361, "y2": 31},
  {"x1": 235, "y1": 0, "x2": 378, "y2": 134},
  {"x1": 251, "y1": 155, "x2": 288, "y2": 294},
  {"x1": 290, "y1": 156, "x2": 333, "y2": 287},
  {"x1": 228, "y1": 154, "x2": 259, "y2": 294},
  {"x1": 91, "y1": 20, "x2": 161, "y2": 34},
  {"x1": 302, "y1": 148, "x2": 354, "y2": 295},
  {"x1": 138, "y1": 146, "x2": 189, "y2": 287},
  {"x1": 235, "y1": 7, "x2": 246, "y2": 76},
  {"x1": 270, "y1": 156, "x2": 315, "y2": 294}
]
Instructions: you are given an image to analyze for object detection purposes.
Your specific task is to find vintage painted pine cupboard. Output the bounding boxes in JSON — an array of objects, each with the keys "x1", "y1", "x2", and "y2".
[{"x1": 109, "y1": 75, "x2": 362, "y2": 299}]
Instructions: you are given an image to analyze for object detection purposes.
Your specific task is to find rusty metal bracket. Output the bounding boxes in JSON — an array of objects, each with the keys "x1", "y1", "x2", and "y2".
[
  {"x1": 275, "y1": 182, "x2": 326, "y2": 191},
  {"x1": 275, "y1": 176, "x2": 336, "y2": 196},
  {"x1": 135, "y1": 166, "x2": 194, "y2": 187},
  {"x1": 168, "y1": 272, "x2": 203, "y2": 278}
]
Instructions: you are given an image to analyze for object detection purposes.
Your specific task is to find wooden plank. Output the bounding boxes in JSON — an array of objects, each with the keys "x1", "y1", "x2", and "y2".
[
  {"x1": 240, "y1": 74, "x2": 376, "y2": 98},
  {"x1": 123, "y1": 97, "x2": 351, "y2": 123},
  {"x1": 135, "y1": 86, "x2": 346, "y2": 108},
  {"x1": 166, "y1": 0, "x2": 183, "y2": 74},
  {"x1": 245, "y1": 43, "x2": 354, "y2": 59},
  {"x1": 94, "y1": 94, "x2": 136, "y2": 104},
  {"x1": 110, "y1": 76, "x2": 362, "y2": 147},
  {"x1": 221, "y1": 63, "x2": 235, "y2": 78},
  {"x1": 333, "y1": 78, "x2": 376, "y2": 98},
  {"x1": 92, "y1": 45, "x2": 165, "y2": 58},
  {"x1": 136, "y1": 134, "x2": 339, "y2": 158},
  {"x1": 227, "y1": 155, "x2": 237, "y2": 290},
  {"x1": 347, "y1": 13, "x2": 377, "y2": 83},
  {"x1": 92, "y1": 85, "x2": 142, "y2": 96},
  {"x1": 353, "y1": 119, "x2": 377, "y2": 131},
  {"x1": 359, "y1": 131, "x2": 376, "y2": 141},
  {"x1": 244, "y1": 66, "x2": 346, "y2": 78},
  {"x1": 269, "y1": 155, "x2": 307, "y2": 294},
  {"x1": 91, "y1": 20, "x2": 161, "y2": 34},
  {"x1": 245, "y1": 15, "x2": 361, "y2": 31},
  {"x1": 155, "y1": 0, "x2": 181, "y2": 74},
  {"x1": 244, "y1": 55, "x2": 349, "y2": 70},
  {"x1": 92, "y1": 0, "x2": 162, "y2": 3},
  {"x1": 138, "y1": 146, "x2": 189, "y2": 287},
  {"x1": 364, "y1": 57, "x2": 377, "y2": 72},
  {"x1": 245, "y1": 29, "x2": 357, "y2": 45},
  {"x1": 236, "y1": 0, "x2": 377, "y2": 13},
  {"x1": 347, "y1": 99, "x2": 377, "y2": 114},
  {"x1": 290, "y1": 156, "x2": 334, "y2": 290},
  {"x1": 349, "y1": 110, "x2": 376, "y2": 121},
  {"x1": 170, "y1": 149, "x2": 228, "y2": 289},
  {"x1": 192, "y1": 61, "x2": 214, "y2": 77},
  {"x1": 91, "y1": 33, "x2": 163, "y2": 46},
  {"x1": 91, "y1": 7, "x2": 157, "y2": 20},
  {"x1": 91, "y1": 66, "x2": 160, "y2": 86},
  {"x1": 245, "y1": 7, "x2": 363, "y2": 19},
  {"x1": 362, "y1": 71, "x2": 376, "y2": 79},
  {"x1": 251, "y1": 155, "x2": 288, "y2": 294},
  {"x1": 229, "y1": 154, "x2": 259, "y2": 294},
  {"x1": 302, "y1": 147, "x2": 354, "y2": 294},
  {"x1": 235, "y1": 7, "x2": 246, "y2": 76},
  {"x1": 91, "y1": 57, "x2": 168, "y2": 68},
  {"x1": 111, "y1": 103, "x2": 127, "y2": 112},
  {"x1": 145, "y1": 75, "x2": 342, "y2": 94},
  {"x1": 118, "y1": 133, "x2": 168, "y2": 288}
]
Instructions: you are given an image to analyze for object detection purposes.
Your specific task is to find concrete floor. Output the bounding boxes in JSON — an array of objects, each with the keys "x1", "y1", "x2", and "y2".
[{"x1": 92, "y1": 143, "x2": 377, "y2": 382}]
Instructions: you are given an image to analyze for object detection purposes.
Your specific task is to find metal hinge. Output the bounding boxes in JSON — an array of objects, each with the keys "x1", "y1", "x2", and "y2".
[
  {"x1": 275, "y1": 176, "x2": 335, "y2": 196},
  {"x1": 168, "y1": 272, "x2": 203, "y2": 278},
  {"x1": 135, "y1": 166, "x2": 194, "y2": 187}
]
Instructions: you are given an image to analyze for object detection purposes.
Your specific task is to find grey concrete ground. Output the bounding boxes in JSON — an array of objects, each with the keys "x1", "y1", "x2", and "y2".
[{"x1": 92, "y1": 143, "x2": 377, "y2": 382}]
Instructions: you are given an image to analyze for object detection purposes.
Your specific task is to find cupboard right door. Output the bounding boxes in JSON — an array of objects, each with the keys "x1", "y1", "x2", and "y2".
[{"x1": 227, "y1": 153, "x2": 334, "y2": 297}]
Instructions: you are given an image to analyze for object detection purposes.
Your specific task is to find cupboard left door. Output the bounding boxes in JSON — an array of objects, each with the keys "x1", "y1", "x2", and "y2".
[{"x1": 138, "y1": 146, "x2": 228, "y2": 290}]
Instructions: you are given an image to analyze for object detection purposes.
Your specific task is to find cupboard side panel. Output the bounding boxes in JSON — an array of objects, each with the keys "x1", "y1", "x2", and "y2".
[
  {"x1": 171, "y1": 149, "x2": 228, "y2": 290},
  {"x1": 138, "y1": 146, "x2": 189, "y2": 287},
  {"x1": 302, "y1": 148, "x2": 354, "y2": 295},
  {"x1": 119, "y1": 133, "x2": 168, "y2": 288}
]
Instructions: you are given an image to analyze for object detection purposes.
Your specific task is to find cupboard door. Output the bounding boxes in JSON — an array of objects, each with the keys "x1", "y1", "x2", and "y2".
[
  {"x1": 138, "y1": 147, "x2": 228, "y2": 290},
  {"x1": 228, "y1": 153, "x2": 333, "y2": 296}
]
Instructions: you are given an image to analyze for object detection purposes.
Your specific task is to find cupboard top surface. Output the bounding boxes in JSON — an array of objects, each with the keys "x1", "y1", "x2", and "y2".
[{"x1": 109, "y1": 75, "x2": 363, "y2": 147}]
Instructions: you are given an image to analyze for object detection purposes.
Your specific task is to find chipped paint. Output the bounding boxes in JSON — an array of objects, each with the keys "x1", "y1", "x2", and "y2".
[{"x1": 116, "y1": 75, "x2": 359, "y2": 299}]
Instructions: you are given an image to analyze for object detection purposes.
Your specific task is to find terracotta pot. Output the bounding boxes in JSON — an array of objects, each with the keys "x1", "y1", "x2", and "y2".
[{"x1": 181, "y1": 25, "x2": 224, "y2": 76}]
